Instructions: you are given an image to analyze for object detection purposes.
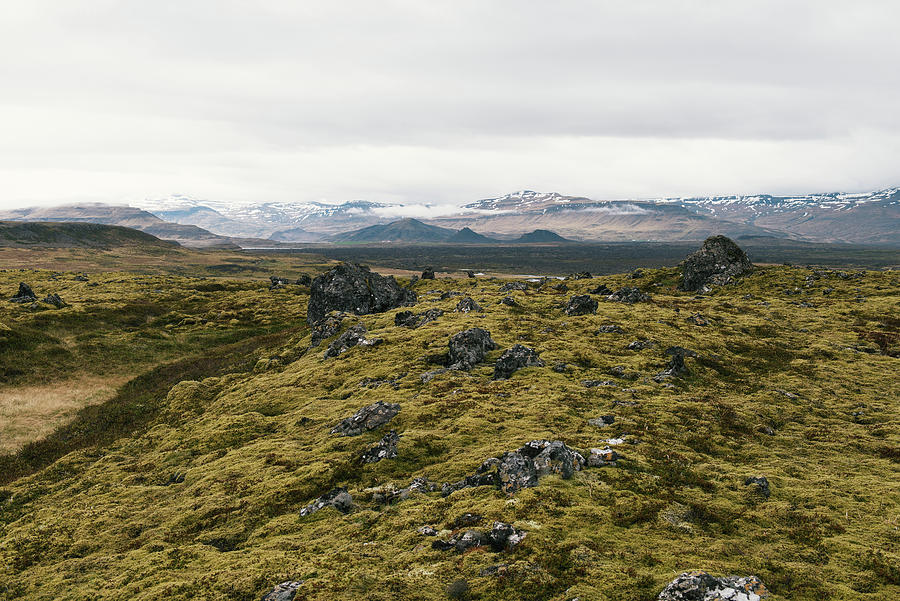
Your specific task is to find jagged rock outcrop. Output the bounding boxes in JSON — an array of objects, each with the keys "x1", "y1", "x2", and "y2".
[
  {"x1": 590, "y1": 283, "x2": 612, "y2": 295},
  {"x1": 331, "y1": 401, "x2": 400, "y2": 436},
  {"x1": 493, "y1": 344, "x2": 544, "y2": 380},
  {"x1": 323, "y1": 323, "x2": 383, "y2": 358},
  {"x1": 455, "y1": 297, "x2": 482, "y2": 313},
  {"x1": 432, "y1": 522, "x2": 526, "y2": 553},
  {"x1": 565, "y1": 294, "x2": 598, "y2": 315},
  {"x1": 657, "y1": 571, "x2": 769, "y2": 601},
  {"x1": 261, "y1": 581, "x2": 304, "y2": 601},
  {"x1": 499, "y1": 281, "x2": 528, "y2": 293},
  {"x1": 310, "y1": 312, "x2": 345, "y2": 346},
  {"x1": 42, "y1": 293, "x2": 65, "y2": 308},
  {"x1": 299, "y1": 487, "x2": 353, "y2": 517},
  {"x1": 360, "y1": 430, "x2": 399, "y2": 464},
  {"x1": 9, "y1": 283, "x2": 37, "y2": 303},
  {"x1": 395, "y1": 308, "x2": 443, "y2": 328},
  {"x1": 607, "y1": 287, "x2": 651, "y2": 304},
  {"x1": 442, "y1": 440, "x2": 586, "y2": 496},
  {"x1": 680, "y1": 235, "x2": 754, "y2": 292},
  {"x1": 655, "y1": 348, "x2": 690, "y2": 381},
  {"x1": 499, "y1": 296, "x2": 518, "y2": 307},
  {"x1": 307, "y1": 263, "x2": 416, "y2": 325},
  {"x1": 421, "y1": 268, "x2": 435, "y2": 280},
  {"x1": 448, "y1": 327, "x2": 497, "y2": 370}
]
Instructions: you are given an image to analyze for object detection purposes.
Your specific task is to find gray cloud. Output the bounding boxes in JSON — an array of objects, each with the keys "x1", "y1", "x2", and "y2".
[{"x1": 1, "y1": 1, "x2": 898, "y2": 207}]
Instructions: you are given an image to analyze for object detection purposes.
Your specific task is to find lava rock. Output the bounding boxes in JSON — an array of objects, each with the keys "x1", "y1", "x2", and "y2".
[
  {"x1": 42, "y1": 293, "x2": 66, "y2": 308},
  {"x1": 582, "y1": 380, "x2": 616, "y2": 388},
  {"x1": 10, "y1": 282, "x2": 37, "y2": 303},
  {"x1": 455, "y1": 297, "x2": 483, "y2": 313},
  {"x1": 654, "y1": 348, "x2": 690, "y2": 381},
  {"x1": 680, "y1": 235, "x2": 754, "y2": 292},
  {"x1": 360, "y1": 430, "x2": 399, "y2": 464},
  {"x1": 551, "y1": 361, "x2": 569, "y2": 373},
  {"x1": 261, "y1": 581, "x2": 304, "y2": 601},
  {"x1": 465, "y1": 270, "x2": 476, "y2": 278},
  {"x1": 686, "y1": 313, "x2": 710, "y2": 326},
  {"x1": 395, "y1": 308, "x2": 443, "y2": 328},
  {"x1": 486, "y1": 522, "x2": 527, "y2": 551},
  {"x1": 448, "y1": 327, "x2": 498, "y2": 370},
  {"x1": 299, "y1": 487, "x2": 353, "y2": 517},
  {"x1": 565, "y1": 294, "x2": 598, "y2": 315},
  {"x1": 499, "y1": 281, "x2": 528, "y2": 293},
  {"x1": 496, "y1": 451, "x2": 539, "y2": 493},
  {"x1": 626, "y1": 340, "x2": 656, "y2": 351},
  {"x1": 590, "y1": 283, "x2": 612, "y2": 295},
  {"x1": 588, "y1": 447, "x2": 619, "y2": 467},
  {"x1": 269, "y1": 275, "x2": 289, "y2": 288},
  {"x1": 310, "y1": 312, "x2": 345, "y2": 346},
  {"x1": 607, "y1": 287, "x2": 651, "y2": 304},
  {"x1": 598, "y1": 324, "x2": 624, "y2": 334},
  {"x1": 657, "y1": 571, "x2": 769, "y2": 601},
  {"x1": 331, "y1": 401, "x2": 400, "y2": 436},
  {"x1": 530, "y1": 440, "x2": 585, "y2": 479},
  {"x1": 421, "y1": 268, "x2": 436, "y2": 280},
  {"x1": 323, "y1": 323, "x2": 383, "y2": 358},
  {"x1": 493, "y1": 344, "x2": 544, "y2": 380},
  {"x1": 744, "y1": 475, "x2": 771, "y2": 499},
  {"x1": 499, "y1": 296, "x2": 519, "y2": 307},
  {"x1": 551, "y1": 282, "x2": 569, "y2": 292},
  {"x1": 418, "y1": 525, "x2": 438, "y2": 536},
  {"x1": 296, "y1": 274, "x2": 312, "y2": 286},
  {"x1": 307, "y1": 263, "x2": 416, "y2": 325},
  {"x1": 588, "y1": 415, "x2": 615, "y2": 427},
  {"x1": 567, "y1": 271, "x2": 592, "y2": 280}
]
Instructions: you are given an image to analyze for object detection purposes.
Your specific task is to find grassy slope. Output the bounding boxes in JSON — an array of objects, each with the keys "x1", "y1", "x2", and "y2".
[{"x1": 0, "y1": 267, "x2": 898, "y2": 600}]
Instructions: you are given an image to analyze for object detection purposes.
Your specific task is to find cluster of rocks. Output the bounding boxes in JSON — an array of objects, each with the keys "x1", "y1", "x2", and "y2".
[
  {"x1": 565, "y1": 294, "x2": 597, "y2": 315},
  {"x1": 360, "y1": 430, "x2": 399, "y2": 464},
  {"x1": 307, "y1": 263, "x2": 416, "y2": 325},
  {"x1": 680, "y1": 235, "x2": 754, "y2": 292},
  {"x1": 654, "y1": 347, "x2": 691, "y2": 381},
  {"x1": 309, "y1": 312, "x2": 345, "y2": 346},
  {"x1": 607, "y1": 287, "x2": 651, "y2": 304},
  {"x1": 261, "y1": 581, "x2": 305, "y2": 601},
  {"x1": 442, "y1": 440, "x2": 589, "y2": 496},
  {"x1": 299, "y1": 487, "x2": 353, "y2": 517},
  {"x1": 368, "y1": 477, "x2": 438, "y2": 505},
  {"x1": 657, "y1": 571, "x2": 769, "y2": 601},
  {"x1": 499, "y1": 281, "x2": 528, "y2": 293},
  {"x1": 432, "y1": 521, "x2": 527, "y2": 553},
  {"x1": 395, "y1": 308, "x2": 443, "y2": 328},
  {"x1": 331, "y1": 401, "x2": 400, "y2": 436},
  {"x1": 9, "y1": 283, "x2": 66, "y2": 309},
  {"x1": 322, "y1": 323, "x2": 383, "y2": 358}
]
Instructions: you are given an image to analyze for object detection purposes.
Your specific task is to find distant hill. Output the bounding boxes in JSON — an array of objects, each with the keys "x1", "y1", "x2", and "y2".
[
  {"x1": 446, "y1": 227, "x2": 497, "y2": 244},
  {"x1": 332, "y1": 218, "x2": 457, "y2": 243},
  {"x1": 513, "y1": 229, "x2": 573, "y2": 243},
  {"x1": 0, "y1": 204, "x2": 238, "y2": 249},
  {"x1": 0, "y1": 221, "x2": 177, "y2": 249}
]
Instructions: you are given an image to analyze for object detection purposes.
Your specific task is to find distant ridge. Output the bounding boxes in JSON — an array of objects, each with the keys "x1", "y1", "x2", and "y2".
[
  {"x1": 513, "y1": 229, "x2": 573, "y2": 243},
  {"x1": 0, "y1": 221, "x2": 177, "y2": 249},
  {"x1": 331, "y1": 218, "x2": 456, "y2": 243},
  {"x1": 447, "y1": 227, "x2": 497, "y2": 244}
]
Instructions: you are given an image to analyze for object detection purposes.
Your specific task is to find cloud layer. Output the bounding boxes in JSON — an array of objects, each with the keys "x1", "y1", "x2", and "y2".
[{"x1": 2, "y1": 1, "x2": 898, "y2": 208}]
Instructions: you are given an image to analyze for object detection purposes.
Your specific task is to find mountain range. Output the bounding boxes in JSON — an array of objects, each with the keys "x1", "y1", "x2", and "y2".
[{"x1": 4, "y1": 187, "x2": 898, "y2": 246}]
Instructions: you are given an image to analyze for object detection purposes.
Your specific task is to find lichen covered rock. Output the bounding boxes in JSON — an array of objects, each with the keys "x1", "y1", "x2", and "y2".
[
  {"x1": 657, "y1": 571, "x2": 769, "y2": 601},
  {"x1": 307, "y1": 263, "x2": 416, "y2": 325},
  {"x1": 448, "y1": 327, "x2": 497, "y2": 370},
  {"x1": 493, "y1": 344, "x2": 544, "y2": 380},
  {"x1": 680, "y1": 235, "x2": 753, "y2": 292},
  {"x1": 331, "y1": 401, "x2": 400, "y2": 436}
]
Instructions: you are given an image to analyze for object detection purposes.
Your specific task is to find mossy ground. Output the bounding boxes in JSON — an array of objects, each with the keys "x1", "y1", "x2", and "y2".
[{"x1": 0, "y1": 260, "x2": 898, "y2": 601}]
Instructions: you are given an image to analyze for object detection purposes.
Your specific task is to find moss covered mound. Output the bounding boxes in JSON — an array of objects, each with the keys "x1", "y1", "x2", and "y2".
[{"x1": 0, "y1": 265, "x2": 898, "y2": 600}]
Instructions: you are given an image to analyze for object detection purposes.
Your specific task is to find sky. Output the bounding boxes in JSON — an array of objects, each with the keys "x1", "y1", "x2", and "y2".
[{"x1": 1, "y1": 1, "x2": 899, "y2": 210}]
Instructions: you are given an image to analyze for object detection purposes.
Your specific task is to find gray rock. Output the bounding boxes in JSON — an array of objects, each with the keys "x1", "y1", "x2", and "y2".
[
  {"x1": 655, "y1": 347, "x2": 690, "y2": 381},
  {"x1": 299, "y1": 487, "x2": 353, "y2": 517},
  {"x1": 42, "y1": 293, "x2": 65, "y2": 308},
  {"x1": 588, "y1": 415, "x2": 615, "y2": 427},
  {"x1": 455, "y1": 297, "x2": 483, "y2": 313},
  {"x1": 307, "y1": 263, "x2": 416, "y2": 325},
  {"x1": 685, "y1": 313, "x2": 710, "y2": 326},
  {"x1": 421, "y1": 268, "x2": 435, "y2": 279},
  {"x1": 530, "y1": 440, "x2": 585, "y2": 479},
  {"x1": 499, "y1": 281, "x2": 528, "y2": 293},
  {"x1": 323, "y1": 323, "x2": 383, "y2": 358},
  {"x1": 9, "y1": 282, "x2": 36, "y2": 303},
  {"x1": 551, "y1": 361, "x2": 569, "y2": 373},
  {"x1": 499, "y1": 296, "x2": 519, "y2": 307},
  {"x1": 626, "y1": 340, "x2": 656, "y2": 351},
  {"x1": 418, "y1": 525, "x2": 438, "y2": 536},
  {"x1": 567, "y1": 271, "x2": 592, "y2": 280},
  {"x1": 744, "y1": 475, "x2": 771, "y2": 499},
  {"x1": 395, "y1": 308, "x2": 443, "y2": 328},
  {"x1": 448, "y1": 327, "x2": 497, "y2": 370},
  {"x1": 493, "y1": 344, "x2": 544, "y2": 380},
  {"x1": 607, "y1": 287, "x2": 651, "y2": 304},
  {"x1": 565, "y1": 294, "x2": 598, "y2": 315},
  {"x1": 309, "y1": 312, "x2": 345, "y2": 346},
  {"x1": 598, "y1": 324, "x2": 624, "y2": 333},
  {"x1": 496, "y1": 451, "x2": 539, "y2": 493},
  {"x1": 433, "y1": 522, "x2": 526, "y2": 554},
  {"x1": 360, "y1": 430, "x2": 400, "y2": 464},
  {"x1": 296, "y1": 274, "x2": 312, "y2": 286},
  {"x1": 331, "y1": 401, "x2": 400, "y2": 436},
  {"x1": 261, "y1": 581, "x2": 304, "y2": 601},
  {"x1": 588, "y1": 447, "x2": 619, "y2": 467},
  {"x1": 583, "y1": 380, "x2": 616, "y2": 388},
  {"x1": 657, "y1": 571, "x2": 769, "y2": 601},
  {"x1": 680, "y1": 236, "x2": 754, "y2": 292},
  {"x1": 590, "y1": 283, "x2": 612, "y2": 295},
  {"x1": 486, "y1": 522, "x2": 527, "y2": 551}
]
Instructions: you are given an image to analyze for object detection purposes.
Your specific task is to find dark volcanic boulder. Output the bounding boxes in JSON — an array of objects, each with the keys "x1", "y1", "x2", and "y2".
[
  {"x1": 654, "y1": 348, "x2": 690, "y2": 381},
  {"x1": 607, "y1": 287, "x2": 651, "y2": 303},
  {"x1": 448, "y1": 327, "x2": 497, "y2": 370},
  {"x1": 499, "y1": 281, "x2": 528, "y2": 293},
  {"x1": 299, "y1": 487, "x2": 353, "y2": 517},
  {"x1": 744, "y1": 475, "x2": 771, "y2": 499},
  {"x1": 42, "y1": 293, "x2": 66, "y2": 308},
  {"x1": 10, "y1": 283, "x2": 37, "y2": 303},
  {"x1": 565, "y1": 294, "x2": 598, "y2": 315},
  {"x1": 433, "y1": 522, "x2": 526, "y2": 553},
  {"x1": 421, "y1": 268, "x2": 435, "y2": 280},
  {"x1": 307, "y1": 263, "x2": 416, "y2": 325},
  {"x1": 323, "y1": 323, "x2": 383, "y2": 358},
  {"x1": 657, "y1": 571, "x2": 769, "y2": 601},
  {"x1": 261, "y1": 581, "x2": 304, "y2": 601},
  {"x1": 496, "y1": 451, "x2": 539, "y2": 493},
  {"x1": 331, "y1": 401, "x2": 400, "y2": 436},
  {"x1": 310, "y1": 313, "x2": 345, "y2": 346},
  {"x1": 296, "y1": 274, "x2": 312, "y2": 286},
  {"x1": 395, "y1": 308, "x2": 443, "y2": 328},
  {"x1": 680, "y1": 235, "x2": 753, "y2": 292},
  {"x1": 455, "y1": 297, "x2": 483, "y2": 313},
  {"x1": 361, "y1": 430, "x2": 400, "y2": 464},
  {"x1": 493, "y1": 344, "x2": 544, "y2": 380},
  {"x1": 486, "y1": 522, "x2": 527, "y2": 551},
  {"x1": 499, "y1": 296, "x2": 518, "y2": 307}
]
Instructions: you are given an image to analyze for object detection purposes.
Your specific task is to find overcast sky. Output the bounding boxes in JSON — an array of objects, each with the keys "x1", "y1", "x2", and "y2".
[{"x1": 2, "y1": 1, "x2": 899, "y2": 209}]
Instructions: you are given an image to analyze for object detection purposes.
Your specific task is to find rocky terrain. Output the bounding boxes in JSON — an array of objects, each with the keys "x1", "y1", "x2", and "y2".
[{"x1": 0, "y1": 237, "x2": 897, "y2": 600}]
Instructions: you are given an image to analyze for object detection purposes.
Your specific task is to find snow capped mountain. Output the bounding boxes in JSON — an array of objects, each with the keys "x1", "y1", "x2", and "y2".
[
  {"x1": 672, "y1": 187, "x2": 900, "y2": 214},
  {"x1": 463, "y1": 190, "x2": 591, "y2": 212}
]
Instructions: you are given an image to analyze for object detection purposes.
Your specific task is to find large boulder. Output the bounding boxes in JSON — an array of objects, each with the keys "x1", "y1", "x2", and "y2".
[
  {"x1": 331, "y1": 401, "x2": 400, "y2": 436},
  {"x1": 681, "y1": 235, "x2": 753, "y2": 292},
  {"x1": 565, "y1": 294, "x2": 598, "y2": 315},
  {"x1": 10, "y1": 283, "x2": 37, "y2": 303},
  {"x1": 493, "y1": 344, "x2": 544, "y2": 380},
  {"x1": 448, "y1": 327, "x2": 497, "y2": 370},
  {"x1": 657, "y1": 571, "x2": 769, "y2": 601},
  {"x1": 307, "y1": 263, "x2": 416, "y2": 325}
]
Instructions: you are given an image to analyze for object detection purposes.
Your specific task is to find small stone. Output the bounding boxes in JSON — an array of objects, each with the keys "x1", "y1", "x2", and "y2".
[
  {"x1": 299, "y1": 487, "x2": 353, "y2": 517},
  {"x1": 455, "y1": 297, "x2": 483, "y2": 313},
  {"x1": 744, "y1": 475, "x2": 771, "y2": 499},
  {"x1": 331, "y1": 401, "x2": 400, "y2": 436},
  {"x1": 360, "y1": 430, "x2": 400, "y2": 464},
  {"x1": 607, "y1": 287, "x2": 651, "y2": 304},
  {"x1": 261, "y1": 580, "x2": 304, "y2": 601},
  {"x1": 598, "y1": 324, "x2": 624, "y2": 334}
]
